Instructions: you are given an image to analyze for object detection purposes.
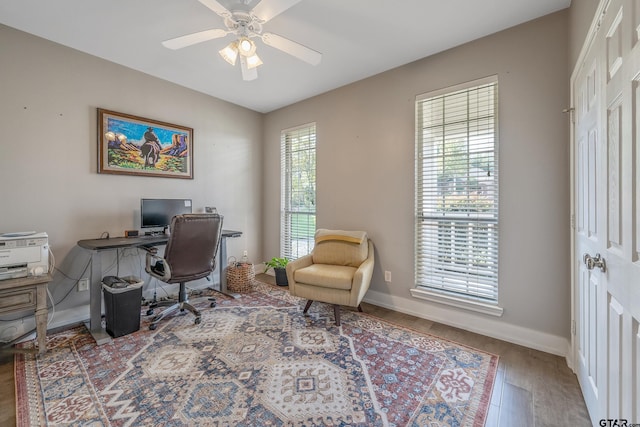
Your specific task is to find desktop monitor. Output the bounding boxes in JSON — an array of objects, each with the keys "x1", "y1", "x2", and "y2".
[{"x1": 141, "y1": 198, "x2": 192, "y2": 232}]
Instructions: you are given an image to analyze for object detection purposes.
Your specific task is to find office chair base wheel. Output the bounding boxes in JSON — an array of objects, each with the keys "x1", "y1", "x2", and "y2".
[
  {"x1": 194, "y1": 317, "x2": 201, "y2": 325},
  {"x1": 208, "y1": 297, "x2": 217, "y2": 308},
  {"x1": 146, "y1": 309, "x2": 155, "y2": 315},
  {"x1": 149, "y1": 323, "x2": 158, "y2": 330}
]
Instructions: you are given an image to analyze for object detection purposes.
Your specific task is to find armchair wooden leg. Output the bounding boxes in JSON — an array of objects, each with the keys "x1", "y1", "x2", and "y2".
[
  {"x1": 303, "y1": 300, "x2": 313, "y2": 314},
  {"x1": 357, "y1": 304, "x2": 363, "y2": 312},
  {"x1": 334, "y1": 304, "x2": 341, "y2": 326}
]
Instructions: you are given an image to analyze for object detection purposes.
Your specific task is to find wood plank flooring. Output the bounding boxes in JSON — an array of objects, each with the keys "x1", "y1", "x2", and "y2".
[
  {"x1": 0, "y1": 350, "x2": 15, "y2": 427},
  {"x1": 0, "y1": 275, "x2": 591, "y2": 426}
]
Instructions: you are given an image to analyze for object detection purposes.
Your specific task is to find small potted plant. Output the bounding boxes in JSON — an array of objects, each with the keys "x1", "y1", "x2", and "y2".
[{"x1": 264, "y1": 257, "x2": 289, "y2": 286}]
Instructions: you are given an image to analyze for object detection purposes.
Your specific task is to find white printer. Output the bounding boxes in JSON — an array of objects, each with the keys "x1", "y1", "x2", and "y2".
[{"x1": 0, "y1": 232, "x2": 49, "y2": 280}]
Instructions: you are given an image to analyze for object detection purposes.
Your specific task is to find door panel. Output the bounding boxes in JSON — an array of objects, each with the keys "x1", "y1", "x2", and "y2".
[
  {"x1": 606, "y1": 100, "x2": 622, "y2": 249},
  {"x1": 573, "y1": 0, "x2": 640, "y2": 423},
  {"x1": 634, "y1": 322, "x2": 640, "y2": 420},
  {"x1": 574, "y1": 31, "x2": 606, "y2": 420},
  {"x1": 607, "y1": 297, "x2": 623, "y2": 416}
]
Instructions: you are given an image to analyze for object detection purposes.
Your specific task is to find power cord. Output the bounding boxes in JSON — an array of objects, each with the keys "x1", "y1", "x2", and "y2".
[
  {"x1": 48, "y1": 245, "x2": 56, "y2": 274},
  {"x1": 46, "y1": 287, "x2": 55, "y2": 326}
]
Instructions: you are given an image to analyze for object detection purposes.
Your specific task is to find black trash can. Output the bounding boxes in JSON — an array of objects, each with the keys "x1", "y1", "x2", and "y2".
[{"x1": 102, "y1": 276, "x2": 143, "y2": 338}]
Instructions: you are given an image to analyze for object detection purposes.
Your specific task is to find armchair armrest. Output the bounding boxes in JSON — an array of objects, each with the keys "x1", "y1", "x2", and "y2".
[
  {"x1": 349, "y1": 240, "x2": 375, "y2": 307},
  {"x1": 286, "y1": 254, "x2": 313, "y2": 293}
]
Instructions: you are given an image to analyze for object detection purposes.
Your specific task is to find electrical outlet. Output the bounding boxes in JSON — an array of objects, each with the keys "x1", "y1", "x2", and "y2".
[
  {"x1": 384, "y1": 271, "x2": 392, "y2": 282},
  {"x1": 78, "y1": 278, "x2": 89, "y2": 292},
  {"x1": 243, "y1": 250, "x2": 248, "y2": 257}
]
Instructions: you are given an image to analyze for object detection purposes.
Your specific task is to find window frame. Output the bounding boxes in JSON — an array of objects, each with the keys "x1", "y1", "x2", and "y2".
[
  {"x1": 280, "y1": 123, "x2": 317, "y2": 260},
  {"x1": 411, "y1": 76, "x2": 503, "y2": 316}
]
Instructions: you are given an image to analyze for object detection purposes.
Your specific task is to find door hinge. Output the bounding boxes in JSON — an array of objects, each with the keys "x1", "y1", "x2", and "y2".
[
  {"x1": 571, "y1": 320, "x2": 576, "y2": 335},
  {"x1": 570, "y1": 213, "x2": 576, "y2": 229},
  {"x1": 563, "y1": 107, "x2": 575, "y2": 124}
]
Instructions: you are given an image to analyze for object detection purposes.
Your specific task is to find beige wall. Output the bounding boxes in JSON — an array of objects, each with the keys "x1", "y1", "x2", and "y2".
[
  {"x1": 569, "y1": 0, "x2": 600, "y2": 68},
  {"x1": 0, "y1": 24, "x2": 262, "y2": 336},
  {"x1": 1, "y1": 6, "x2": 595, "y2": 356},
  {"x1": 263, "y1": 11, "x2": 571, "y2": 354}
]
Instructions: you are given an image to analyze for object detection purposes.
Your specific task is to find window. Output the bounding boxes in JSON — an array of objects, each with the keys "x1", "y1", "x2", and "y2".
[
  {"x1": 281, "y1": 123, "x2": 316, "y2": 260},
  {"x1": 414, "y1": 77, "x2": 500, "y2": 311}
]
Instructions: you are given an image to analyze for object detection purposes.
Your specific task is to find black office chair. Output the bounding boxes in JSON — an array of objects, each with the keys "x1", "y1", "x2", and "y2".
[{"x1": 144, "y1": 213, "x2": 223, "y2": 330}]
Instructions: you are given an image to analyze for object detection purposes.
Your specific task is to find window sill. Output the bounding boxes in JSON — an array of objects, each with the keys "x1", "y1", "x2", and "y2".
[{"x1": 410, "y1": 287, "x2": 504, "y2": 317}]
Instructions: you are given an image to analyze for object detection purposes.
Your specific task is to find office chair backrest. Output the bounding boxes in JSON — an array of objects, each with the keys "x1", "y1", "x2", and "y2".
[{"x1": 164, "y1": 213, "x2": 223, "y2": 283}]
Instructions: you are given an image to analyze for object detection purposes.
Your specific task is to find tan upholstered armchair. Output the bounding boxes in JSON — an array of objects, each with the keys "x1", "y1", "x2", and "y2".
[{"x1": 286, "y1": 229, "x2": 374, "y2": 326}]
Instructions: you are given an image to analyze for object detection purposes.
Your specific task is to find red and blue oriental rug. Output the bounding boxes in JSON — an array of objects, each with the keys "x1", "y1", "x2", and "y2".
[{"x1": 15, "y1": 281, "x2": 498, "y2": 426}]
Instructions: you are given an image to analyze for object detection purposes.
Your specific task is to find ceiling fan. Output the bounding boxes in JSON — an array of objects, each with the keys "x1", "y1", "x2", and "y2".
[{"x1": 162, "y1": 0, "x2": 322, "y2": 81}]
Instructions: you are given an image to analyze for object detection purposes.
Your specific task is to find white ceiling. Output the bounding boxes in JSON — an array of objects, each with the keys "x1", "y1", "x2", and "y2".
[{"x1": 0, "y1": 0, "x2": 570, "y2": 113}]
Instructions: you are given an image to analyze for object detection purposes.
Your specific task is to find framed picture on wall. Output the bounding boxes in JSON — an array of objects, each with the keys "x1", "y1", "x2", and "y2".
[{"x1": 97, "y1": 109, "x2": 193, "y2": 179}]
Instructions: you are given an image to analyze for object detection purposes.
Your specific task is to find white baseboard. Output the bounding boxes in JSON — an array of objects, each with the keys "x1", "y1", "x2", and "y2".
[
  {"x1": 363, "y1": 289, "x2": 570, "y2": 358},
  {"x1": 1, "y1": 306, "x2": 90, "y2": 344},
  {"x1": 48, "y1": 306, "x2": 91, "y2": 331}
]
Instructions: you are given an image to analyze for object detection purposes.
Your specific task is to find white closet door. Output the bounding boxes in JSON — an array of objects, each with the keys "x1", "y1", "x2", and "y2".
[{"x1": 572, "y1": 0, "x2": 640, "y2": 423}]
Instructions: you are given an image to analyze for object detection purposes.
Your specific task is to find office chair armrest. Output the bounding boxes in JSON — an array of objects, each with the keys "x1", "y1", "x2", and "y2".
[
  {"x1": 145, "y1": 251, "x2": 172, "y2": 281},
  {"x1": 140, "y1": 245, "x2": 159, "y2": 255}
]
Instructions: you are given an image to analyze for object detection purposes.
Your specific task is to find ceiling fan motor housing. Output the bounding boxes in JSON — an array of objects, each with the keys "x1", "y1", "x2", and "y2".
[{"x1": 224, "y1": 11, "x2": 263, "y2": 38}]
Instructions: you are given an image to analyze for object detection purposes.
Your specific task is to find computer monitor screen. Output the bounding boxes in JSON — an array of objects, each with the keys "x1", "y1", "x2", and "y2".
[{"x1": 141, "y1": 198, "x2": 192, "y2": 229}]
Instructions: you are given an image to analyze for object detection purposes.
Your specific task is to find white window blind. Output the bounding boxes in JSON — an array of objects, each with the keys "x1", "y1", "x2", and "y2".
[
  {"x1": 281, "y1": 123, "x2": 316, "y2": 260},
  {"x1": 415, "y1": 77, "x2": 499, "y2": 302}
]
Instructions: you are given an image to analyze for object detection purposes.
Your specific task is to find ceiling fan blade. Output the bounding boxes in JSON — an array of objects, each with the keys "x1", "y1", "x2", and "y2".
[
  {"x1": 262, "y1": 32, "x2": 322, "y2": 65},
  {"x1": 240, "y1": 56, "x2": 258, "y2": 81},
  {"x1": 162, "y1": 29, "x2": 227, "y2": 50},
  {"x1": 252, "y1": 0, "x2": 302, "y2": 23},
  {"x1": 198, "y1": 0, "x2": 233, "y2": 18}
]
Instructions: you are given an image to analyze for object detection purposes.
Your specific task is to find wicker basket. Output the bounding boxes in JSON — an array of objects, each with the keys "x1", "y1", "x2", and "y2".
[{"x1": 226, "y1": 257, "x2": 255, "y2": 293}]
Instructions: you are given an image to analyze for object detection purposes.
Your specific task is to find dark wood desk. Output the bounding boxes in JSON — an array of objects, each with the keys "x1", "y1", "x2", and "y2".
[
  {"x1": 77, "y1": 230, "x2": 242, "y2": 344},
  {"x1": 0, "y1": 274, "x2": 52, "y2": 354}
]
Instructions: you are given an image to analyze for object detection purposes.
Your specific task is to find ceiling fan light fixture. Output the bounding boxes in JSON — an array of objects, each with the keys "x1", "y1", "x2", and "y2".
[
  {"x1": 219, "y1": 41, "x2": 238, "y2": 65},
  {"x1": 246, "y1": 53, "x2": 263, "y2": 69},
  {"x1": 237, "y1": 37, "x2": 256, "y2": 56}
]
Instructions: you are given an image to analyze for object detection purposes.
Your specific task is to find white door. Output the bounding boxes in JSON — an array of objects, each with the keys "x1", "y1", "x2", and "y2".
[{"x1": 572, "y1": 0, "x2": 640, "y2": 424}]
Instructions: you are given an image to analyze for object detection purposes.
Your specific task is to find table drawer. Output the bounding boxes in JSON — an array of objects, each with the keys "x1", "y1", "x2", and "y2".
[{"x1": 0, "y1": 287, "x2": 37, "y2": 313}]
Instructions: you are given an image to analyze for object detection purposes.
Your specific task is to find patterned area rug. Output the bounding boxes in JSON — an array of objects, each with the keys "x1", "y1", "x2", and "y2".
[{"x1": 15, "y1": 281, "x2": 498, "y2": 426}]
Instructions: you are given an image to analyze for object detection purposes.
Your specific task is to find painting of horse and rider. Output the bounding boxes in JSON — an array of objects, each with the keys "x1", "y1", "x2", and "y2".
[{"x1": 98, "y1": 109, "x2": 193, "y2": 179}]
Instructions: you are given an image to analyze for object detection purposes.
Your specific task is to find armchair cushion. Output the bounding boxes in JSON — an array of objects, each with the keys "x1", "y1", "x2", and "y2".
[
  {"x1": 294, "y1": 264, "x2": 357, "y2": 290},
  {"x1": 312, "y1": 229, "x2": 368, "y2": 267}
]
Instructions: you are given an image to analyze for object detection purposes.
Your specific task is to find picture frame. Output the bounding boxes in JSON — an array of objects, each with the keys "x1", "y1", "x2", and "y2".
[{"x1": 97, "y1": 109, "x2": 193, "y2": 179}]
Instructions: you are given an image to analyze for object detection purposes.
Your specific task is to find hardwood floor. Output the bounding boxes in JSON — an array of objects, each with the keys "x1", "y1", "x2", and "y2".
[
  {"x1": 0, "y1": 350, "x2": 15, "y2": 427},
  {"x1": 0, "y1": 276, "x2": 591, "y2": 426}
]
